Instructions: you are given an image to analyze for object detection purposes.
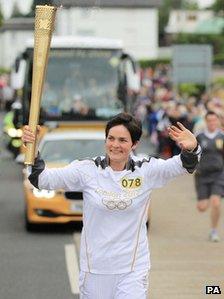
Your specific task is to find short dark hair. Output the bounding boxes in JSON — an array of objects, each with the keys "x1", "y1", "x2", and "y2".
[
  {"x1": 205, "y1": 111, "x2": 219, "y2": 119},
  {"x1": 105, "y1": 113, "x2": 142, "y2": 144}
]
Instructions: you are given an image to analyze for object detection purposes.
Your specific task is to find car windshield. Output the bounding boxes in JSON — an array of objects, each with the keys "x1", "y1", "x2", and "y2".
[{"x1": 40, "y1": 139, "x2": 105, "y2": 163}]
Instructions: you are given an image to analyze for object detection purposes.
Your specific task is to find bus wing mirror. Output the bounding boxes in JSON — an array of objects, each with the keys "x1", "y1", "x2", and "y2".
[
  {"x1": 124, "y1": 55, "x2": 140, "y2": 93},
  {"x1": 11, "y1": 59, "x2": 26, "y2": 90}
]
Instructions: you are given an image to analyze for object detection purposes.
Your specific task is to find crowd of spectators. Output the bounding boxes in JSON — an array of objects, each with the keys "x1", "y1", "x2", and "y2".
[
  {"x1": 1, "y1": 64, "x2": 224, "y2": 160},
  {"x1": 134, "y1": 64, "x2": 224, "y2": 158}
]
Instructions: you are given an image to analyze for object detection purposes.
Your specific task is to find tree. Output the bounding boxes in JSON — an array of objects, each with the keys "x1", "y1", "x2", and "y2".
[
  {"x1": 159, "y1": 0, "x2": 182, "y2": 45},
  {"x1": 159, "y1": 0, "x2": 198, "y2": 45},
  {"x1": 183, "y1": 0, "x2": 198, "y2": 10},
  {"x1": 0, "y1": 7, "x2": 3, "y2": 27},
  {"x1": 209, "y1": 0, "x2": 224, "y2": 14}
]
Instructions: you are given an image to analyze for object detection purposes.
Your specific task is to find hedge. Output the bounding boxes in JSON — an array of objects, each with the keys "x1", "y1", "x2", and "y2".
[
  {"x1": 0, "y1": 67, "x2": 10, "y2": 75},
  {"x1": 139, "y1": 53, "x2": 224, "y2": 69}
]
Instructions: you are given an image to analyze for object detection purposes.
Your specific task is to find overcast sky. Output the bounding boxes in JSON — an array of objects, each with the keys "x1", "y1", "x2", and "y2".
[{"x1": 0, "y1": 0, "x2": 216, "y2": 19}]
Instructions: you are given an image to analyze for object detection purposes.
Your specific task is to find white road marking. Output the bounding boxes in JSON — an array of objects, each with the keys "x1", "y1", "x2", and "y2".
[
  {"x1": 65, "y1": 244, "x2": 80, "y2": 295},
  {"x1": 73, "y1": 232, "x2": 81, "y2": 261}
]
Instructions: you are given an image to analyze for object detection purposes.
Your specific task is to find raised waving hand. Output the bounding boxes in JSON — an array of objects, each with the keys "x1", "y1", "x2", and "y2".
[{"x1": 167, "y1": 122, "x2": 197, "y2": 152}]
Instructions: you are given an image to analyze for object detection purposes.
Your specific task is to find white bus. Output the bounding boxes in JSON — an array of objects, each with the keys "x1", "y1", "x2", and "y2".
[{"x1": 11, "y1": 36, "x2": 140, "y2": 125}]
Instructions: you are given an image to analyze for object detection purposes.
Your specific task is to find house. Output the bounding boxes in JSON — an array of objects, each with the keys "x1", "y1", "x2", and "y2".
[
  {"x1": 0, "y1": 18, "x2": 34, "y2": 69},
  {"x1": 0, "y1": 0, "x2": 161, "y2": 69},
  {"x1": 195, "y1": 16, "x2": 224, "y2": 34},
  {"x1": 53, "y1": 0, "x2": 162, "y2": 60},
  {"x1": 165, "y1": 10, "x2": 214, "y2": 35}
]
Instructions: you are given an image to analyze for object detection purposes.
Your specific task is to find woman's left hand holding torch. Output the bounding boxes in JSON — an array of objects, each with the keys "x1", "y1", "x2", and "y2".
[{"x1": 22, "y1": 125, "x2": 41, "y2": 159}]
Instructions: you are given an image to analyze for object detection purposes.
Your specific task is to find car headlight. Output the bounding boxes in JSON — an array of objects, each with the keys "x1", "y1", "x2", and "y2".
[{"x1": 33, "y1": 188, "x2": 55, "y2": 199}]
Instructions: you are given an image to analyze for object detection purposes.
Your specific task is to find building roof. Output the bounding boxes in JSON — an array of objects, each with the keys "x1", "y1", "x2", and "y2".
[
  {"x1": 0, "y1": 18, "x2": 34, "y2": 32},
  {"x1": 53, "y1": 0, "x2": 162, "y2": 8},
  {"x1": 25, "y1": 36, "x2": 123, "y2": 49},
  {"x1": 195, "y1": 17, "x2": 224, "y2": 34}
]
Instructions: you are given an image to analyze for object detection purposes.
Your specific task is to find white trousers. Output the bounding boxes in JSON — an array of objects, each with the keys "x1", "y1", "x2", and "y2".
[{"x1": 79, "y1": 269, "x2": 149, "y2": 299}]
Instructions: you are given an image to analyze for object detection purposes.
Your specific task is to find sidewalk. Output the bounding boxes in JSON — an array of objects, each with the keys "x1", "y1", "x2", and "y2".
[{"x1": 148, "y1": 174, "x2": 224, "y2": 299}]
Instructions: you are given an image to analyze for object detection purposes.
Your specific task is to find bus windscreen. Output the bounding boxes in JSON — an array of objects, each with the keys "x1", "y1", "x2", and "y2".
[{"x1": 41, "y1": 49, "x2": 124, "y2": 120}]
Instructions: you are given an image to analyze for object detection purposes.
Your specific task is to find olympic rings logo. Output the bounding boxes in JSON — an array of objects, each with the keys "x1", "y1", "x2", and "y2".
[{"x1": 102, "y1": 198, "x2": 132, "y2": 210}]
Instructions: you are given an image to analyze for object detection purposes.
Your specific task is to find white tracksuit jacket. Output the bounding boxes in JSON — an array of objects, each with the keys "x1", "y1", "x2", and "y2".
[{"x1": 29, "y1": 148, "x2": 200, "y2": 274}]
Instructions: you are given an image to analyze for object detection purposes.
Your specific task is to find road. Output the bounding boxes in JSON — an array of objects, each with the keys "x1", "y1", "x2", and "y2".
[
  {"x1": 149, "y1": 175, "x2": 224, "y2": 299},
  {"x1": 0, "y1": 155, "x2": 81, "y2": 299},
  {"x1": 0, "y1": 112, "x2": 224, "y2": 298},
  {"x1": 0, "y1": 113, "x2": 80, "y2": 299}
]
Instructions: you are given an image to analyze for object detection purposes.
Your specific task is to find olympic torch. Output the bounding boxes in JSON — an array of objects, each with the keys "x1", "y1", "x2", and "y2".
[{"x1": 24, "y1": 5, "x2": 57, "y2": 165}]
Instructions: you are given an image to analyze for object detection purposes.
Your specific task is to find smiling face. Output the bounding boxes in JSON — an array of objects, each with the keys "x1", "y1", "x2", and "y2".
[{"x1": 105, "y1": 125, "x2": 138, "y2": 169}]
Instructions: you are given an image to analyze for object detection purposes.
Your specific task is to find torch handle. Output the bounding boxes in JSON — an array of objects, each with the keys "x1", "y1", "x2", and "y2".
[{"x1": 24, "y1": 5, "x2": 57, "y2": 165}]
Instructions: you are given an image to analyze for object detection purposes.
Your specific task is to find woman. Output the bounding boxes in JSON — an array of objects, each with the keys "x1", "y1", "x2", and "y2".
[{"x1": 22, "y1": 113, "x2": 200, "y2": 299}]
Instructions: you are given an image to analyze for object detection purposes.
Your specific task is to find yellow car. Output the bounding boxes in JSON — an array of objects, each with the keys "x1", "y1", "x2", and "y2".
[{"x1": 22, "y1": 130, "x2": 105, "y2": 231}]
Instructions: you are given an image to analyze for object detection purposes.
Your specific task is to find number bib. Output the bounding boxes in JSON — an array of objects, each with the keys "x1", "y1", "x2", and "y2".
[
  {"x1": 120, "y1": 177, "x2": 142, "y2": 189},
  {"x1": 215, "y1": 138, "x2": 223, "y2": 150}
]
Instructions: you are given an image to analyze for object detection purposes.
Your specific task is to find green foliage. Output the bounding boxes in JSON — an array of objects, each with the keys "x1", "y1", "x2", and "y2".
[
  {"x1": 210, "y1": 0, "x2": 224, "y2": 14},
  {"x1": 0, "y1": 7, "x2": 3, "y2": 27},
  {"x1": 139, "y1": 53, "x2": 224, "y2": 68},
  {"x1": 213, "y1": 77, "x2": 224, "y2": 87},
  {"x1": 178, "y1": 83, "x2": 205, "y2": 97},
  {"x1": 159, "y1": 0, "x2": 182, "y2": 38},
  {"x1": 214, "y1": 53, "x2": 224, "y2": 65},
  {"x1": 173, "y1": 33, "x2": 224, "y2": 54},
  {"x1": 139, "y1": 58, "x2": 171, "y2": 69},
  {"x1": 139, "y1": 52, "x2": 224, "y2": 69},
  {"x1": 0, "y1": 68, "x2": 10, "y2": 75},
  {"x1": 159, "y1": 0, "x2": 199, "y2": 44},
  {"x1": 182, "y1": 0, "x2": 198, "y2": 10}
]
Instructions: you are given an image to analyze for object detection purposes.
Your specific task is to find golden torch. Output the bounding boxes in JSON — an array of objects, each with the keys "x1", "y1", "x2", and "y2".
[{"x1": 24, "y1": 5, "x2": 57, "y2": 165}]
